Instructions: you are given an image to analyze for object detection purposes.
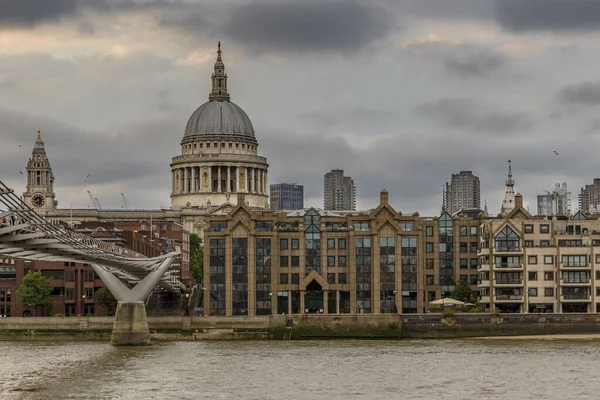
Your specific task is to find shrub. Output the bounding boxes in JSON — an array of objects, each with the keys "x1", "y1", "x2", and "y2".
[
  {"x1": 443, "y1": 307, "x2": 456, "y2": 318},
  {"x1": 491, "y1": 308, "x2": 501, "y2": 317},
  {"x1": 53, "y1": 313, "x2": 65, "y2": 317}
]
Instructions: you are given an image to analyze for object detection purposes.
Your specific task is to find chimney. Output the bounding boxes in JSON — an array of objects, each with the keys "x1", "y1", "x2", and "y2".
[
  {"x1": 515, "y1": 193, "x2": 523, "y2": 209},
  {"x1": 380, "y1": 189, "x2": 389, "y2": 205}
]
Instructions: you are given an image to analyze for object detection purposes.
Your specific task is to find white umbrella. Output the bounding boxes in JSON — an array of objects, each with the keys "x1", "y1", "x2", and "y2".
[{"x1": 429, "y1": 298, "x2": 465, "y2": 306}]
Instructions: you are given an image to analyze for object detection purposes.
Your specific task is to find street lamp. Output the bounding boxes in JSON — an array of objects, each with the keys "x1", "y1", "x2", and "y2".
[{"x1": 82, "y1": 294, "x2": 86, "y2": 316}]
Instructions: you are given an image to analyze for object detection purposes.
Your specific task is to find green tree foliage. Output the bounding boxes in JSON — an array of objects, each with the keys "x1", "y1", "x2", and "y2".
[
  {"x1": 95, "y1": 287, "x2": 117, "y2": 307},
  {"x1": 16, "y1": 271, "x2": 52, "y2": 316},
  {"x1": 190, "y1": 233, "x2": 204, "y2": 283},
  {"x1": 451, "y1": 279, "x2": 473, "y2": 303}
]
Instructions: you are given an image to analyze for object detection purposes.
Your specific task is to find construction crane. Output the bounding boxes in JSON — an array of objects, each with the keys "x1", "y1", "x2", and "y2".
[
  {"x1": 87, "y1": 191, "x2": 98, "y2": 209},
  {"x1": 121, "y1": 193, "x2": 129, "y2": 209},
  {"x1": 95, "y1": 197, "x2": 103, "y2": 210}
]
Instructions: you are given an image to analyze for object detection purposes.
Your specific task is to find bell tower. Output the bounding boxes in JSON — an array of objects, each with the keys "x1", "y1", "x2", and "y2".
[{"x1": 23, "y1": 131, "x2": 57, "y2": 214}]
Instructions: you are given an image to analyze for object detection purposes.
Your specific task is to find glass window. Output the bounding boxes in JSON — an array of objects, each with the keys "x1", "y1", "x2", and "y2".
[
  {"x1": 460, "y1": 226, "x2": 467, "y2": 236},
  {"x1": 338, "y1": 239, "x2": 346, "y2": 249},
  {"x1": 426, "y1": 275, "x2": 434, "y2": 285},
  {"x1": 353, "y1": 222, "x2": 369, "y2": 232},
  {"x1": 426, "y1": 226, "x2": 433, "y2": 236},
  {"x1": 426, "y1": 259, "x2": 434, "y2": 269},
  {"x1": 291, "y1": 274, "x2": 299, "y2": 284},
  {"x1": 541, "y1": 241, "x2": 550, "y2": 247},
  {"x1": 470, "y1": 226, "x2": 477, "y2": 236},
  {"x1": 209, "y1": 238, "x2": 226, "y2": 316},
  {"x1": 291, "y1": 239, "x2": 300, "y2": 249},
  {"x1": 338, "y1": 256, "x2": 346, "y2": 267},
  {"x1": 231, "y1": 238, "x2": 248, "y2": 316},
  {"x1": 545, "y1": 288, "x2": 554, "y2": 297},
  {"x1": 327, "y1": 238, "x2": 335, "y2": 249},
  {"x1": 426, "y1": 242, "x2": 434, "y2": 253},
  {"x1": 597, "y1": 255, "x2": 600, "y2": 263},
  {"x1": 280, "y1": 256, "x2": 288, "y2": 267},
  {"x1": 356, "y1": 237, "x2": 372, "y2": 314},
  {"x1": 210, "y1": 223, "x2": 226, "y2": 232},
  {"x1": 544, "y1": 271, "x2": 554, "y2": 281},
  {"x1": 280, "y1": 239, "x2": 288, "y2": 250},
  {"x1": 338, "y1": 273, "x2": 347, "y2": 284},
  {"x1": 528, "y1": 256, "x2": 537, "y2": 264},
  {"x1": 495, "y1": 225, "x2": 520, "y2": 252},
  {"x1": 460, "y1": 242, "x2": 468, "y2": 252},
  {"x1": 524, "y1": 225, "x2": 534, "y2": 233},
  {"x1": 327, "y1": 256, "x2": 335, "y2": 267},
  {"x1": 280, "y1": 274, "x2": 288, "y2": 284},
  {"x1": 525, "y1": 240, "x2": 534, "y2": 248},
  {"x1": 540, "y1": 225, "x2": 549, "y2": 233},
  {"x1": 528, "y1": 288, "x2": 538, "y2": 296},
  {"x1": 544, "y1": 256, "x2": 553, "y2": 264},
  {"x1": 291, "y1": 256, "x2": 299, "y2": 267},
  {"x1": 460, "y1": 259, "x2": 468, "y2": 269},
  {"x1": 255, "y1": 238, "x2": 272, "y2": 315},
  {"x1": 470, "y1": 258, "x2": 478, "y2": 269},
  {"x1": 528, "y1": 271, "x2": 538, "y2": 281},
  {"x1": 256, "y1": 223, "x2": 272, "y2": 232},
  {"x1": 327, "y1": 273, "x2": 335, "y2": 284}
]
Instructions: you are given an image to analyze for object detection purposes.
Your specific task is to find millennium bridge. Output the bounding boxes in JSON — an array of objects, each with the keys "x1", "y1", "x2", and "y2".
[{"x1": 0, "y1": 181, "x2": 182, "y2": 345}]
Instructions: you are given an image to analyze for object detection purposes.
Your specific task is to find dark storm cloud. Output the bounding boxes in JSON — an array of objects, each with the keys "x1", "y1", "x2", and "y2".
[
  {"x1": 415, "y1": 98, "x2": 532, "y2": 133},
  {"x1": 390, "y1": 0, "x2": 495, "y2": 21},
  {"x1": 222, "y1": 0, "x2": 394, "y2": 53},
  {"x1": 494, "y1": 0, "x2": 600, "y2": 32},
  {"x1": 558, "y1": 81, "x2": 600, "y2": 106}
]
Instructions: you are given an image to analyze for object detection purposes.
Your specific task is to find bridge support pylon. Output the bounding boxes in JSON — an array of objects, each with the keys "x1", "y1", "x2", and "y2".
[{"x1": 112, "y1": 301, "x2": 150, "y2": 345}]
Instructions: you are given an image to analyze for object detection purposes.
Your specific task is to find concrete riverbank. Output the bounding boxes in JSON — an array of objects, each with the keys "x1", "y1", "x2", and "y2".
[{"x1": 1, "y1": 313, "x2": 600, "y2": 341}]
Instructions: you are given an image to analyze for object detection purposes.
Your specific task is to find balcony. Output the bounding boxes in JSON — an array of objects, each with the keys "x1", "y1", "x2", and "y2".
[
  {"x1": 559, "y1": 263, "x2": 589, "y2": 270},
  {"x1": 480, "y1": 296, "x2": 491, "y2": 303},
  {"x1": 478, "y1": 264, "x2": 490, "y2": 272},
  {"x1": 494, "y1": 263, "x2": 523, "y2": 270},
  {"x1": 560, "y1": 279, "x2": 591, "y2": 286},
  {"x1": 560, "y1": 295, "x2": 591, "y2": 302},
  {"x1": 478, "y1": 279, "x2": 490, "y2": 287},
  {"x1": 494, "y1": 246, "x2": 521, "y2": 253},
  {"x1": 494, "y1": 279, "x2": 523, "y2": 287},
  {"x1": 495, "y1": 295, "x2": 523, "y2": 302}
]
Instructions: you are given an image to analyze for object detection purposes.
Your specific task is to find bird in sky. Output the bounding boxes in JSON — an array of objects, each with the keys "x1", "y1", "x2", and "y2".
[
  {"x1": 19, "y1": 171, "x2": 23, "y2": 175},
  {"x1": 553, "y1": 151, "x2": 559, "y2": 155},
  {"x1": 86, "y1": 174, "x2": 91, "y2": 179},
  {"x1": 18, "y1": 144, "x2": 22, "y2": 147}
]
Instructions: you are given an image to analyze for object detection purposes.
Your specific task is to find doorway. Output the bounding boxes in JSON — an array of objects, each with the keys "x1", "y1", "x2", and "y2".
[{"x1": 304, "y1": 280, "x2": 323, "y2": 314}]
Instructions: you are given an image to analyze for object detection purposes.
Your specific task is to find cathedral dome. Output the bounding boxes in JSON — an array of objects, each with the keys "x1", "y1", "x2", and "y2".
[
  {"x1": 184, "y1": 100, "x2": 255, "y2": 138},
  {"x1": 183, "y1": 42, "x2": 256, "y2": 142}
]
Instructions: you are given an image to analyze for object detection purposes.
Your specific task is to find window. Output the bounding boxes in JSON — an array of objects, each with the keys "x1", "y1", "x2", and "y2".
[
  {"x1": 426, "y1": 242, "x2": 434, "y2": 253},
  {"x1": 291, "y1": 239, "x2": 299, "y2": 249},
  {"x1": 426, "y1": 226, "x2": 433, "y2": 236},
  {"x1": 256, "y1": 223, "x2": 272, "y2": 232},
  {"x1": 528, "y1": 288, "x2": 538, "y2": 296},
  {"x1": 460, "y1": 259, "x2": 468, "y2": 269},
  {"x1": 426, "y1": 275, "x2": 434, "y2": 285},
  {"x1": 280, "y1": 239, "x2": 288, "y2": 250},
  {"x1": 399, "y1": 222, "x2": 414, "y2": 231},
  {"x1": 327, "y1": 238, "x2": 335, "y2": 249},
  {"x1": 338, "y1": 256, "x2": 346, "y2": 267},
  {"x1": 280, "y1": 274, "x2": 288, "y2": 284},
  {"x1": 495, "y1": 225, "x2": 520, "y2": 252},
  {"x1": 291, "y1": 273, "x2": 299, "y2": 284},
  {"x1": 338, "y1": 273, "x2": 347, "y2": 284},
  {"x1": 596, "y1": 255, "x2": 600, "y2": 263},
  {"x1": 545, "y1": 288, "x2": 554, "y2": 297},
  {"x1": 470, "y1": 226, "x2": 478, "y2": 236},
  {"x1": 470, "y1": 258, "x2": 478, "y2": 269},
  {"x1": 470, "y1": 242, "x2": 478, "y2": 252},
  {"x1": 327, "y1": 273, "x2": 335, "y2": 284},
  {"x1": 540, "y1": 224, "x2": 549, "y2": 233},
  {"x1": 524, "y1": 225, "x2": 534, "y2": 233},
  {"x1": 291, "y1": 256, "x2": 299, "y2": 267},
  {"x1": 426, "y1": 259, "x2": 434, "y2": 269},
  {"x1": 561, "y1": 255, "x2": 587, "y2": 267},
  {"x1": 338, "y1": 239, "x2": 346, "y2": 249},
  {"x1": 327, "y1": 256, "x2": 335, "y2": 267},
  {"x1": 460, "y1": 242, "x2": 468, "y2": 252},
  {"x1": 460, "y1": 226, "x2": 467, "y2": 236},
  {"x1": 353, "y1": 223, "x2": 369, "y2": 232},
  {"x1": 428, "y1": 291, "x2": 436, "y2": 301},
  {"x1": 525, "y1": 240, "x2": 534, "y2": 248},
  {"x1": 280, "y1": 256, "x2": 288, "y2": 267},
  {"x1": 210, "y1": 223, "x2": 226, "y2": 232},
  {"x1": 544, "y1": 271, "x2": 554, "y2": 281},
  {"x1": 470, "y1": 275, "x2": 478, "y2": 285},
  {"x1": 528, "y1": 256, "x2": 538, "y2": 265},
  {"x1": 460, "y1": 274, "x2": 468, "y2": 283},
  {"x1": 541, "y1": 241, "x2": 550, "y2": 248},
  {"x1": 544, "y1": 256, "x2": 553, "y2": 264},
  {"x1": 528, "y1": 271, "x2": 538, "y2": 281}
]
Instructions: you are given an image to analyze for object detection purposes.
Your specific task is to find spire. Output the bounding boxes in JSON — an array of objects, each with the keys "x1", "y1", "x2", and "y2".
[
  {"x1": 34, "y1": 130, "x2": 45, "y2": 149},
  {"x1": 506, "y1": 159, "x2": 514, "y2": 186},
  {"x1": 209, "y1": 41, "x2": 230, "y2": 101},
  {"x1": 484, "y1": 199, "x2": 488, "y2": 217}
]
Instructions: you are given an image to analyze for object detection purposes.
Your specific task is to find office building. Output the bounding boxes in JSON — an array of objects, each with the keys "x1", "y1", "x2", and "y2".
[
  {"x1": 537, "y1": 182, "x2": 571, "y2": 216},
  {"x1": 270, "y1": 183, "x2": 304, "y2": 210},
  {"x1": 579, "y1": 178, "x2": 600, "y2": 215},
  {"x1": 324, "y1": 170, "x2": 356, "y2": 211},
  {"x1": 443, "y1": 171, "x2": 481, "y2": 215}
]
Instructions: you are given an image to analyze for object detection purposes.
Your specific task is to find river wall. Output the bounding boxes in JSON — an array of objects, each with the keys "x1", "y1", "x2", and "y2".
[{"x1": 1, "y1": 314, "x2": 600, "y2": 341}]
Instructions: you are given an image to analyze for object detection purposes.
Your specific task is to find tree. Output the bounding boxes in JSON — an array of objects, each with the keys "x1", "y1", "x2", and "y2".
[
  {"x1": 189, "y1": 233, "x2": 204, "y2": 283},
  {"x1": 451, "y1": 279, "x2": 473, "y2": 303},
  {"x1": 95, "y1": 287, "x2": 117, "y2": 307},
  {"x1": 16, "y1": 271, "x2": 52, "y2": 316}
]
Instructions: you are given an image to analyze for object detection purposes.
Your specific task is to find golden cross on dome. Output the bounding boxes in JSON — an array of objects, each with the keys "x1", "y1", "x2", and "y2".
[{"x1": 37, "y1": 130, "x2": 41, "y2": 140}]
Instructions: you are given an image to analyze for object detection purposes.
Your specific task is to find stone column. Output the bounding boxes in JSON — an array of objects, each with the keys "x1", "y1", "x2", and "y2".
[
  {"x1": 184, "y1": 167, "x2": 188, "y2": 193},
  {"x1": 172, "y1": 170, "x2": 175, "y2": 193},
  {"x1": 300, "y1": 291, "x2": 305, "y2": 314},
  {"x1": 323, "y1": 290, "x2": 328, "y2": 314},
  {"x1": 336, "y1": 290, "x2": 340, "y2": 314},
  {"x1": 288, "y1": 291, "x2": 292, "y2": 315},
  {"x1": 227, "y1": 166, "x2": 231, "y2": 193},
  {"x1": 217, "y1": 167, "x2": 222, "y2": 192},
  {"x1": 250, "y1": 167, "x2": 255, "y2": 193},
  {"x1": 179, "y1": 168, "x2": 184, "y2": 193},
  {"x1": 191, "y1": 167, "x2": 196, "y2": 193}
]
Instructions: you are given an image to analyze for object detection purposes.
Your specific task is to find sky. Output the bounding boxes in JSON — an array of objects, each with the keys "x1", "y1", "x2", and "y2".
[{"x1": 1, "y1": 0, "x2": 599, "y2": 215}]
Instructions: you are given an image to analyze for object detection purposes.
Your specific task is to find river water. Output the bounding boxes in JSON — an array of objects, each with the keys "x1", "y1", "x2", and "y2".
[{"x1": 1, "y1": 338, "x2": 599, "y2": 399}]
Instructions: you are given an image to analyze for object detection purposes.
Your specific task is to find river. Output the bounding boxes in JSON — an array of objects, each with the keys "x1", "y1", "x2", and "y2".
[{"x1": 1, "y1": 338, "x2": 599, "y2": 399}]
